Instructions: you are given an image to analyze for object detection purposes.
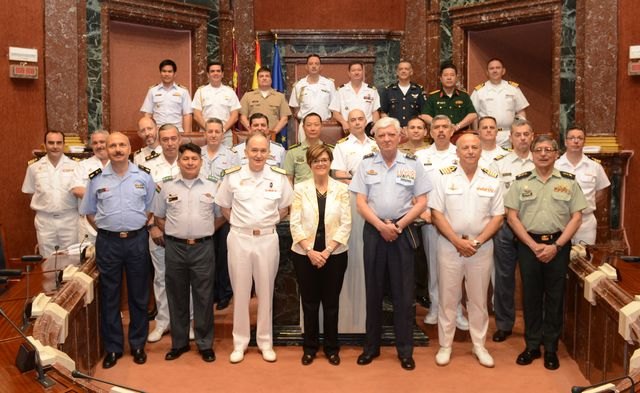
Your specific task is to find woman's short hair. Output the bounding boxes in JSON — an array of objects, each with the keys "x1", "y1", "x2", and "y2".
[{"x1": 306, "y1": 144, "x2": 333, "y2": 167}]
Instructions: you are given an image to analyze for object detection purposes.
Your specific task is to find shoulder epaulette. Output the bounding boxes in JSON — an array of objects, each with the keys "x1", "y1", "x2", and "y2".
[
  {"x1": 229, "y1": 146, "x2": 237, "y2": 153},
  {"x1": 493, "y1": 154, "x2": 508, "y2": 161},
  {"x1": 134, "y1": 148, "x2": 142, "y2": 156},
  {"x1": 271, "y1": 166, "x2": 287, "y2": 175},
  {"x1": 72, "y1": 157, "x2": 82, "y2": 162},
  {"x1": 368, "y1": 136, "x2": 375, "y2": 141},
  {"x1": 88, "y1": 168, "x2": 102, "y2": 179},
  {"x1": 340, "y1": 83, "x2": 346, "y2": 88},
  {"x1": 149, "y1": 83, "x2": 159, "y2": 89},
  {"x1": 138, "y1": 164, "x2": 151, "y2": 174},
  {"x1": 363, "y1": 153, "x2": 375, "y2": 159},
  {"x1": 560, "y1": 171, "x2": 575, "y2": 179},
  {"x1": 457, "y1": 87, "x2": 468, "y2": 93},
  {"x1": 177, "y1": 83, "x2": 188, "y2": 89},
  {"x1": 288, "y1": 143, "x2": 301, "y2": 150},
  {"x1": 508, "y1": 80, "x2": 519, "y2": 88},
  {"x1": 474, "y1": 82, "x2": 485, "y2": 91},
  {"x1": 429, "y1": 89, "x2": 441, "y2": 95},
  {"x1": 515, "y1": 171, "x2": 531, "y2": 180},
  {"x1": 336, "y1": 136, "x2": 349, "y2": 144},
  {"x1": 412, "y1": 83, "x2": 424, "y2": 90},
  {"x1": 28, "y1": 156, "x2": 42, "y2": 165},
  {"x1": 439, "y1": 166, "x2": 457, "y2": 175},
  {"x1": 589, "y1": 156, "x2": 601, "y2": 164},
  {"x1": 162, "y1": 175, "x2": 174, "y2": 183},
  {"x1": 328, "y1": 77, "x2": 335, "y2": 82},
  {"x1": 222, "y1": 166, "x2": 241, "y2": 177},
  {"x1": 504, "y1": 147, "x2": 513, "y2": 152},
  {"x1": 405, "y1": 153, "x2": 417, "y2": 160},
  {"x1": 481, "y1": 168, "x2": 498, "y2": 178},
  {"x1": 386, "y1": 83, "x2": 397, "y2": 89},
  {"x1": 325, "y1": 143, "x2": 335, "y2": 149},
  {"x1": 371, "y1": 85, "x2": 377, "y2": 90},
  {"x1": 145, "y1": 150, "x2": 160, "y2": 161}
]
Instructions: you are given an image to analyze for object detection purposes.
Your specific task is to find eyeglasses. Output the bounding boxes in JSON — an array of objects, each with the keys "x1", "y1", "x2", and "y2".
[
  {"x1": 532, "y1": 147, "x2": 557, "y2": 153},
  {"x1": 566, "y1": 136, "x2": 585, "y2": 141},
  {"x1": 311, "y1": 158, "x2": 330, "y2": 165}
]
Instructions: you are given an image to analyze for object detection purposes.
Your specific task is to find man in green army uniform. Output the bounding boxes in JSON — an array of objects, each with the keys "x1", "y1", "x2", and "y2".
[
  {"x1": 421, "y1": 62, "x2": 477, "y2": 141},
  {"x1": 284, "y1": 112, "x2": 333, "y2": 185},
  {"x1": 504, "y1": 135, "x2": 587, "y2": 371}
]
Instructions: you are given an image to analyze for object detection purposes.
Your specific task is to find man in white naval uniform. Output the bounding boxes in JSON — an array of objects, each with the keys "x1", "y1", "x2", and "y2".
[
  {"x1": 333, "y1": 62, "x2": 380, "y2": 133},
  {"x1": 234, "y1": 113, "x2": 285, "y2": 168},
  {"x1": 478, "y1": 116, "x2": 509, "y2": 168},
  {"x1": 133, "y1": 117, "x2": 163, "y2": 166}
]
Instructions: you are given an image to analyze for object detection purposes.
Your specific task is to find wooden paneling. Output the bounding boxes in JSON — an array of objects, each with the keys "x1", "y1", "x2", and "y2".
[{"x1": 0, "y1": 2, "x2": 46, "y2": 258}]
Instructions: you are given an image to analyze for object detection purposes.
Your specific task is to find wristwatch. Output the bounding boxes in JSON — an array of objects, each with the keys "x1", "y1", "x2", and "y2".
[
  {"x1": 554, "y1": 242, "x2": 562, "y2": 251},
  {"x1": 305, "y1": 245, "x2": 313, "y2": 254},
  {"x1": 472, "y1": 240, "x2": 481, "y2": 249}
]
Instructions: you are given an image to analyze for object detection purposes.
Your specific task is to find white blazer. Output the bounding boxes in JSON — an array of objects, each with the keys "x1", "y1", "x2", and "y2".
[{"x1": 289, "y1": 177, "x2": 351, "y2": 255}]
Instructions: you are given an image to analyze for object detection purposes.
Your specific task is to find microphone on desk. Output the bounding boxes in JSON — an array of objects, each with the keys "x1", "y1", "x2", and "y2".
[
  {"x1": 53, "y1": 245, "x2": 61, "y2": 289},
  {"x1": 78, "y1": 235, "x2": 89, "y2": 264},
  {"x1": 571, "y1": 375, "x2": 636, "y2": 393},
  {"x1": 71, "y1": 370, "x2": 147, "y2": 393},
  {"x1": 0, "y1": 306, "x2": 56, "y2": 388},
  {"x1": 20, "y1": 255, "x2": 43, "y2": 332}
]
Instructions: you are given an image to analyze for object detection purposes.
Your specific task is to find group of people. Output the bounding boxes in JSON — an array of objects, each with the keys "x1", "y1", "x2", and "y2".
[{"x1": 21, "y1": 54, "x2": 610, "y2": 373}]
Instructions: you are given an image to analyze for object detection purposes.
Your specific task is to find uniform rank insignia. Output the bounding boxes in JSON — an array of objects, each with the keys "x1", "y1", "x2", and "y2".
[
  {"x1": 363, "y1": 153, "x2": 374, "y2": 160},
  {"x1": 439, "y1": 166, "x2": 457, "y2": 175},
  {"x1": 167, "y1": 194, "x2": 178, "y2": 202},
  {"x1": 146, "y1": 150, "x2": 160, "y2": 161},
  {"x1": 516, "y1": 171, "x2": 531, "y2": 180},
  {"x1": 288, "y1": 143, "x2": 301, "y2": 150},
  {"x1": 494, "y1": 154, "x2": 507, "y2": 161},
  {"x1": 366, "y1": 169, "x2": 378, "y2": 175},
  {"x1": 27, "y1": 156, "x2": 42, "y2": 165},
  {"x1": 155, "y1": 184, "x2": 162, "y2": 193},
  {"x1": 405, "y1": 153, "x2": 417, "y2": 160},
  {"x1": 222, "y1": 166, "x2": 241, "y2": 177},
  {"x1": 481, "y1": 168, "x2": 498, "y2": 178},
  {"x1": 162, "y1": 175, "x2": 174, "y2": 183},
  {"x1": 521, "y1": 187, "x2": 533, "y2": 197},
  {"x1": 72, "y1": 157, "x2": 82, "y2": 162},
  {"x1": 508, "y1": 80, "x2": 520, "y2": 87},
  {"x1": 89, "y1": 168, "x2": 102, "y2": 179},
  {"x1": 138, "y1": 164, "x2": 151, "y2": 174},
  {"x1": 559, "y1": 171, "x2": 575, "y2": 179},
  {"x1": 271, "y1": 166, "x2": 287, "y2": 175},
  {"x1": 336, "y1": 137, "x2": 349, "y2": 144}
]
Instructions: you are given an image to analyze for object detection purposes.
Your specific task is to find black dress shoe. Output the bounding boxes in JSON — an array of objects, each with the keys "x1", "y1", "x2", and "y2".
[
  {"x1": 165, "y1": 345, "x2": 190, "y2": 361},
  {"x1": 301, "y1": 353, "x2": 315, "y2": 366},
  {"x1": 216, "y1": 298, "x2": 231, "y2": 311},
  {"x1": 416, "y1": 296, "x2": 431, "y2": 308},
  {"x1": 516, "y1": 348, "x2": 541, "y2": 365},
  {"x1": 544, "y1": 351, "x2": 559, "y2": 370},
  {"x1": 102, "y1": 352, "x2": 122, "y2": 369},
  {"x1": 492, "y1": 329, "x2": 512, "y2": 342},
  {"x1": 131, "y1": 348, "x2": 147, "y2": 364},
  {"x1": 200, "y1": 349, "x2": 216, "y2": 363},
  {"x1": 399, "y1": 357, "x2": 416, "y2": 370},
  {"x1": 147, "y1": 305, "x2": 158, "y2": 321},
  {"x1": 356, "y1": 352, "x2": 379, "y2": 365},
  {"x1": 327, "y1": 354, "x2": 340, "y2": 366}
]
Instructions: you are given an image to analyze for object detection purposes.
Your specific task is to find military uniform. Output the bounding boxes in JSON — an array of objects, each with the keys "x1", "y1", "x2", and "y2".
[
  {"x1": 284, "y1": 142, "x2": 333, "y2": 185},
  {"x1": 289, "y1": 76, "x2": 340, "y2": 142},
  {"x1": 398, "y1": 142, "x2": 429, "y2": 155},
  {"x1": 146, "y1": 155, "x2": 180, "y2": 335},
  {"x1": 239, "y1": 89, "x2": 291, "y2": 132},
  {"x1": 133, "y1": 145, "x2": 162, "y2": 166},
  {"x1": 379, "y1": 82, "x2": 425, "y2": 127},
  {"x1": 79, "y1": 162, "x2": 154, "y2": 355},
  {"x1": 504, "y1": 169, "x2": 587, "y2": 353},
  {"x1": 330, "y1": 134, "x2": 377, "y2": 178},
  {"x1": 429, "y1": 165, "x2": 504, "y2": 350},
  {"x1": 349, "y1": 151, "x2": 432, "y2": 359},
  {"x1": 140, "y1": 83, "x2": 192, "y2": 132},
  {"x1": 336, "y1": 82, "x2": 381, "y2": 124},
  {"x1": 489, "y1": 152, "x2": 535, "y2": 333},
  {"x1": 152, "y1": 173, "x2": 219, "y2": 352},
  {"x1": 415, "y1": 145, "x2": 458, "y2": 321},
  {"x1": 72, "y1": 155, "x2": 109, "y2": 242},
  {"x1": 470, "y1": 80, "x2": 529, "y2": 148},
  {"x1": 199, "y1": 145, "x2": 239, "y2": 306},
  {"x1": 422, "y1": 89, "x2": 476, "y2": 128},
  {"x1": 215, "y1": 165, "x2": 293, "y2": 353},
  {"x1": 480, "y1": 146, "x2": 509, "y2": 168},
  {"x1": 234, "y1": 140, "x2": 285, "y2": 168},
  {"x1": 22, "y1": 155, "x2": 80, "y2": 257},
  {"x1": 192, "y1": 83, "x2": 241, "y2": 146}
]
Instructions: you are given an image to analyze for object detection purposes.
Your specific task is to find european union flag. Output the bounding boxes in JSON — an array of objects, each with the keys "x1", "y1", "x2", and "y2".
[{"x1": 271, "y1": 40, "x2": 287, "y2": 147}]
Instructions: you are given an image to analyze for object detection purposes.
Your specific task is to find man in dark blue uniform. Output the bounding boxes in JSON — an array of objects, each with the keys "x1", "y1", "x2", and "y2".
[
  {"x1": 80, "y1": 132, "x2": 155, "y2": 369},
  {"x1": 379, "y1": 61, "x2": 426, "y2": 129}
]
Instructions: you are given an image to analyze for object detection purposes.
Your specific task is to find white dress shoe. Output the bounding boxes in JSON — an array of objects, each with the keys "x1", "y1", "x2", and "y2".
[
  {"x1": 424, "y1": 310, "x2": 438, "y2": 325},
  {"x1": 229, "y1": 349, "x2": 245, "y2": 364},
  {"x1": 189, "y1": 326, "x2": 195, "y2": 341},
  {"x1": 435, "y1": 347, "x2": 452, "y2": 366},
  {"x1": 472, "y1": 346, "x2": 495, "y2": 368},
  {"x1": 147, "y1": 326, "x2": 167, "y2": 343},
  {"x1": 260, "y1": 347, "x2": 277, "y2": 362},
  {"x1": 455, "y1": 312, "x2": 469, "y2": 331}
]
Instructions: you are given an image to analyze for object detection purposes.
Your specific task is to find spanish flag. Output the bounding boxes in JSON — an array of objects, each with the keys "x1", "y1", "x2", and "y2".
[
  {"x1": 251, "y1": 38, "x2": 261, "y2": 90},
  {"x1": 231, "y1": 28, "x2": 240, "y2": 96}
]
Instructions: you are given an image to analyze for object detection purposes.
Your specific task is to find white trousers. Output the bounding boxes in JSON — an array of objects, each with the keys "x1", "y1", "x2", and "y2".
[
  {"x1": 421, "y1": 224, "x2": 439, "y2": 313},
  {"x1": 35, "y1": 211, "x2": 79, "y2": 257},
  {"x1": 573, "y1": 212, "x2": 597, "y2": 245},
  {"x1": 150, "y1": 239, "x2": 171, "y2": 330},
  {"x1": 227, "y1": 228, "x2": 279, "y2": 350},
  {"x1": 437, "y1": 236, "x2": 493, "y2": 348}
]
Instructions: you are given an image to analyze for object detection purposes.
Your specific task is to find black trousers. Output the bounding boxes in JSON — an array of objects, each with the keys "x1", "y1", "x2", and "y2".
[
  {"x1": 517, "y1": 240, "x2": 570, "y2": 352},
  {"x1": 95, "y1": 230, "x2": 150, "y2": 353},
  {"x1": 362, "y1": 222, "x2": 416, "y2": 358},
  {"x1": 493, "y1": 222, "x2": 518, "y2": 331},
  {"x1": 165, "y1": 237, "x2": 215, "y2": 350},
  {"x1": 213, "y1": 222, "x2": 232, "y2": 303},
  {"x1": 293, "y1": 251, "x2": 348, "y2": 356}
]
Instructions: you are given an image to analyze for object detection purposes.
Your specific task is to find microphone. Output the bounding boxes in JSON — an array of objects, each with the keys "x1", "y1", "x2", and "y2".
[
  {"x1": 78, "y1": 235, "x2": 89, "y2": 264},
  {"x1": 571, "y1": 375, "x2": 636, "y2": 393},
  {"x1": 0, "y1": 306, "x2": 55, "y2": 388},
  {"x1": 0, "y1": 269, "x2": 23, "y2": 277},
  {"x1": 20, "y1": 254, "x2": 43, "y2": 332},
  {"x1": 53, "y1": 245, "x2": 61, "y2": 289},
  {"x1": 71, "y1": 369, "x2": 147, "y2": 393}
]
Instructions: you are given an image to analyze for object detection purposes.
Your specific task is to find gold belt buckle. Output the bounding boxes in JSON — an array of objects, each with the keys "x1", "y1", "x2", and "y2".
[
  {"x1": 541, "y1": 234, "x2": 550, "y2": 241},
  {"x1": 119, "y1": 232, "x2": 128, "y2": 238},
  {"x1": 186, "y1": 239, "x2": 196, "y2": 245},
  {"x1": 252, "y1": 229, "x2": 261, "y2": 236}
]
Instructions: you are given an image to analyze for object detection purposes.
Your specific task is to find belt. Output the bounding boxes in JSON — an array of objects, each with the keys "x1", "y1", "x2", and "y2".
[
  {"x1": 527, "y1": 232, "x2": 561, "y2": 243},
  {"x1": 231, "y1": 226, "x2": 276, "y2": 236},
  {"x1": 166, "y1": 235, "x2": 213, "y2": 245},
  {"x1": 98, "y1": 227, "x2": 145, "y2": 239}
]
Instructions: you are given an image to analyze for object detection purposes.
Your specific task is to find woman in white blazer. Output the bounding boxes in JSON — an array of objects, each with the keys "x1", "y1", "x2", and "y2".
[{"x1": 290, "y1": 144, "x2": 352, "y2": 366}]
